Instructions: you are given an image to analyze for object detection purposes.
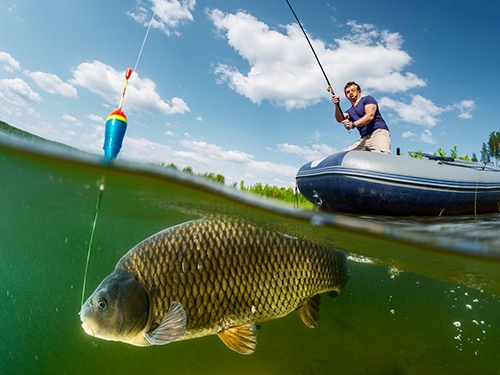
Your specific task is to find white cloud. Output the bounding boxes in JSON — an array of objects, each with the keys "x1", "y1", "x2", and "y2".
[
  {"x1": 120, "y1": 136, "x2": 176, "y2": 164},
  {"x1": 402, "y1": 130, "x2": 416, "y2": 139},
  {"x1": 419, "y1": 129, "x2": 436, "y2": 144},
  {"x1": 28, "y1": 71, "x2": 77, "y2": 97},
  {"x1": 77, "y1": 125, "x2": 104, "y2": 154},
  {"x1": 0, "y1": 78, "x2": 42, "y2": 103},
  {"x1": 70, "y1": 60, "x2": 190, "y2": 115},
  {"x1": 312, "y1": 130, "x2": 328, "y2": 141},
  {"x1": 335, "y1": 21, "x2": 426, "y2": 93},
  {"x1": 180, "y1": 139, "x2": 253, "y2": 163},
  {"x1": 101, "y1": 135, "x2": 299, "y2": 187},
  {"x1": 379, "y1": 95, "x2": 445, "y2": 127},
  {"x1": 277, "y1": 143, "x2": 336, "y2": 161},
  {"x1": 3, "y1": 4, "x2": 23, "y2": 22},
  {"x1": 62, "y1": 114, "x2": 83, "y2": 126},
  {"x1": 128, "y1": 0, "x2": 196, "y2": 36},
  {"x1": 455, "y1": 100, "x2": 476, "y2": 120},
  {"x1": 380, "y1": 95, "x2": 476, "y2": 127},
  {"x1": 0, "y1": 51, "x2": 21, "y2": 73},
  {"x1": 401, "y1": 129, "x2": 435, "y2": 145},
  {"x1": 207, "y1": 10, "x2": 474, "y2": 131},
  {"x1": 246, "y1": 160, "x2": 298, "y2": 186},
  {"x1": 208, "y1": 10, "x2": 425, "y2": 110},
  {"x1": 87, "y1": 114, "x2": 104, "y2": 123}
]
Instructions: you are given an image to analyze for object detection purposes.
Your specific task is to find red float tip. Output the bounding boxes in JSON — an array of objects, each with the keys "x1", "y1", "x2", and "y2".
[
  {"x1": 125, "y1": 68, "x2": 133, "y2": 80},
  {"x1": 108, "y1": 108, "x2": 127, "y2": 118}
]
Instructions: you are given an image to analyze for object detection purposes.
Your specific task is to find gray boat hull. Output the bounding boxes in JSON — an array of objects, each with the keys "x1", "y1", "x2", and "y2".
[{"x1": 296, "y1": 151, "x2": 500, "y2": 216}]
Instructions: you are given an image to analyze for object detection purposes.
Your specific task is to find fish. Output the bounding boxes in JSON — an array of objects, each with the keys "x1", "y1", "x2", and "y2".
[{"x1": 79, "y1": 218, "x2": 348, "y2": 354}]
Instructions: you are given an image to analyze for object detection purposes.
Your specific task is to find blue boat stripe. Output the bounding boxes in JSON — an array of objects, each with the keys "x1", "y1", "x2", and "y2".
[{"x1": 296, "y1": 167, "x2": 500, "y2": 191}]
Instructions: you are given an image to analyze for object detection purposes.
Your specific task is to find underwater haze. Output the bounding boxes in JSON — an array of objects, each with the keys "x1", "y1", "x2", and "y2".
[{"x1": 0, "y1": 138, "x2": 499, "y2": 375}]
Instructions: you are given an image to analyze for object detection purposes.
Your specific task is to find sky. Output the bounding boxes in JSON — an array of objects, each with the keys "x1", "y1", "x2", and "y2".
[{"x1": 0, "y1": 0, "x2": 499, "y2": 187}]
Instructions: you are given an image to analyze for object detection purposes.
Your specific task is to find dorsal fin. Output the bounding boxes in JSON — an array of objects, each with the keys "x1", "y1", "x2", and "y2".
[
  {"x1": 297, "y1": 294, "x2": 321, "y2": 328},
  {"x1": 145, "y1": 301, "x2": 186, "y2": 345},
  {"x1": 217, "y1": 323, "x2": 257, "y2": 355}
]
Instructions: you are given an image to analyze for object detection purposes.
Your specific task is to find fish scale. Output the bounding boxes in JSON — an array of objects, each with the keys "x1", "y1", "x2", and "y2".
[
  {"x1": 121, "y1": 219, "x2": 343, "y2": 331},
  {"x1": 80, "y1": 218, "x2": 348, "y2": 354}
]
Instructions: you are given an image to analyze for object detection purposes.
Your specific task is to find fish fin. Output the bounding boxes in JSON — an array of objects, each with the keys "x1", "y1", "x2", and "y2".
[
  {"x1": 328, "y1": 290, "x2": 339, "y2": 298},
  {"x1": 145, "y1": 301, "x2": 186, "y2": 345},
  {"x1": 217, "y1": 323, "x2": 257, "y2": 355},
  {"x1": 297, "y1": 294, "x2": 321, "y2": 328}
]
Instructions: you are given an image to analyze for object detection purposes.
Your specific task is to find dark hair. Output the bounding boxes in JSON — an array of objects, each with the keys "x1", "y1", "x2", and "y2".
[{"x1": 344, "y1": 81, "x2": 361, "y2": 93}]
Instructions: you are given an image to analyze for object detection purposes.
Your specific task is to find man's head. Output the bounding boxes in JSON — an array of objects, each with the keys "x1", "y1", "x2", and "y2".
[
  {"x1": 344, "y1": 81, "x2": 361, "y2": 102},
  {"x1": 344, "y1": 81, "x2": 361, "y2": 96}
]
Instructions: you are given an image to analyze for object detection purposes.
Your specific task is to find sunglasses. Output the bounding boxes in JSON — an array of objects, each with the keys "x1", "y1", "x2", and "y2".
[{"x1": 345, "y1": 87, "x2": 359, "y2": 95}]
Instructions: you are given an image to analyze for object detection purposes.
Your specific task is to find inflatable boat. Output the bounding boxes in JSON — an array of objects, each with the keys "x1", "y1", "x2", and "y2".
[{"x1": 296, "y1": 151, "x2": 500, "y2": 216}]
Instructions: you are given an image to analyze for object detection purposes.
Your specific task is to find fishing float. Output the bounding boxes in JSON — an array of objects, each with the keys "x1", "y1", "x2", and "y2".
[
  {"x1": 103, "y1": 68, "x2": 132, "y2": 161},
  {"x1": 102, "y1": 6, "x2": 156, "y2": 161},
  {"x1": 81, "y1": 8, "x2": 157, "y2": 307}
]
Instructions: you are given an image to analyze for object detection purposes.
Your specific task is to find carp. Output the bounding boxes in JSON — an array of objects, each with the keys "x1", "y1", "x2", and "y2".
[{"x1": 80, "y1": 218, "x2": 348, "y2": 354}]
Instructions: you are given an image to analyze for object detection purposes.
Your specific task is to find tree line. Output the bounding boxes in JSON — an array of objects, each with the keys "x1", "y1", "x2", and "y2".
[
  {"x1": 480, "y1": 130, "x2": 500, "y2": 165},
  {"x1": 408, "y1": 145, "x2": 476, "y2": 161},
  {"x1": 160, "y1": 162, "x2": 313, "y2": 208},
  {"x1": 408, "y1": 129, "x2": 500, "y2": 165},
  {"x1": 0, "y1": 120, "x2": 80, "y2": 152}
]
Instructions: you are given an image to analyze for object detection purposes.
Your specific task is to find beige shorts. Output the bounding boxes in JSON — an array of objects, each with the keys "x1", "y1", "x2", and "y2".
[{"x1": 349, "y1": 129, "x2": 391, "y2": 154}]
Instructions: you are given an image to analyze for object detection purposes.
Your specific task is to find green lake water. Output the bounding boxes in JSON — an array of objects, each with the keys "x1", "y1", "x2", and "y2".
[{"x1": 1, "y1": 138, "x2": 499, "y2": 374}]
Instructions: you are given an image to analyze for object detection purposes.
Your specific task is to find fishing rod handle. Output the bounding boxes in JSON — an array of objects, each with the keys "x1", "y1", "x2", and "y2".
[{"x1": 333, "y1": 101, "x2": 350, "y2": 133}]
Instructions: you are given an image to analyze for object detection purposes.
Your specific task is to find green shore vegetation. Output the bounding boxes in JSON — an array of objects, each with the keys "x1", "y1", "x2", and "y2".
[
  {"x1": 408, "y1": 130, "x2": 500, "y2": 166},
  {"x1": 160, "y1": 163, "x2": 313, "y2": 209}
]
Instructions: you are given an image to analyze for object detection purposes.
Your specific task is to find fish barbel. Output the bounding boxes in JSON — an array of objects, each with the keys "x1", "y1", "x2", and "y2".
[{"x1": 80, "y1": 218, "x2": 348, "y2": 354}]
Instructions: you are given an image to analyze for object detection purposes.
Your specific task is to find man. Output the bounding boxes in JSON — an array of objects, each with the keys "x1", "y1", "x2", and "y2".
[{"x1": 331, "y1": 81, "x2": 391, "y2": 154}]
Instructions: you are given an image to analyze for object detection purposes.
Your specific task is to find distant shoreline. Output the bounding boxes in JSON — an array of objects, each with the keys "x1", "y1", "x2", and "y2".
[{"x1": 0, "y1": 120, "x2": 82, "y2": 153}]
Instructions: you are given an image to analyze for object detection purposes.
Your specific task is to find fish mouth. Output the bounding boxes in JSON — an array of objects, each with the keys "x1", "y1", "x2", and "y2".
[{"x1": 81, "y1": 322, "x2": 95, "y2": 337}]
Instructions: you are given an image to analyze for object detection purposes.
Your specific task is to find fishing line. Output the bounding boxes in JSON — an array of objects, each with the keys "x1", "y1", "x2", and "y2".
[
  {"x1": 116, "y1": 9, "x2": 156, "y2": 111},
  {"x1": 82, "y1": 10, "x2": 158, "y2": 304},
  {"x1": 133, "y1": 8, "x2": 157, "y2": 74},
  {"x1": 81, "y1": 178, "x2": 105, "y2": 306}
]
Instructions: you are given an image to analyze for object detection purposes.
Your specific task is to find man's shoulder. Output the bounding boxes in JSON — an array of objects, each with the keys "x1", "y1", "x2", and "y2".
[{"x1": 361, "y1": 95, "x2": 377, "y2": 105}]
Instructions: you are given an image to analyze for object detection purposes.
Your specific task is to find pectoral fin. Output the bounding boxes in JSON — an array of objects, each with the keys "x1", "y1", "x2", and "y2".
[
  {"x1": 145, "y1": 301, "x2": 186, "y2": 345},
  {"x1": 217, "y1": 323, "x2": 257, "y2": 355},
  {"x1": 297, "y1": 294, "x2": 321, "y2": 328}
]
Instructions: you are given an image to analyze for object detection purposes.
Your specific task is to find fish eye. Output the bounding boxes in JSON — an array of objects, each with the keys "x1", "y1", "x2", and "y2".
[{"x1": 97, "y1": 298, "x2": 107, "y2": 310}]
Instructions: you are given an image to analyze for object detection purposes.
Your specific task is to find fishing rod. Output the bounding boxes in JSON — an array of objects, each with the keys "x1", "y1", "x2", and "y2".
[{"x1": 284, "y1": 0, "x2": 346, "y2": 123}]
